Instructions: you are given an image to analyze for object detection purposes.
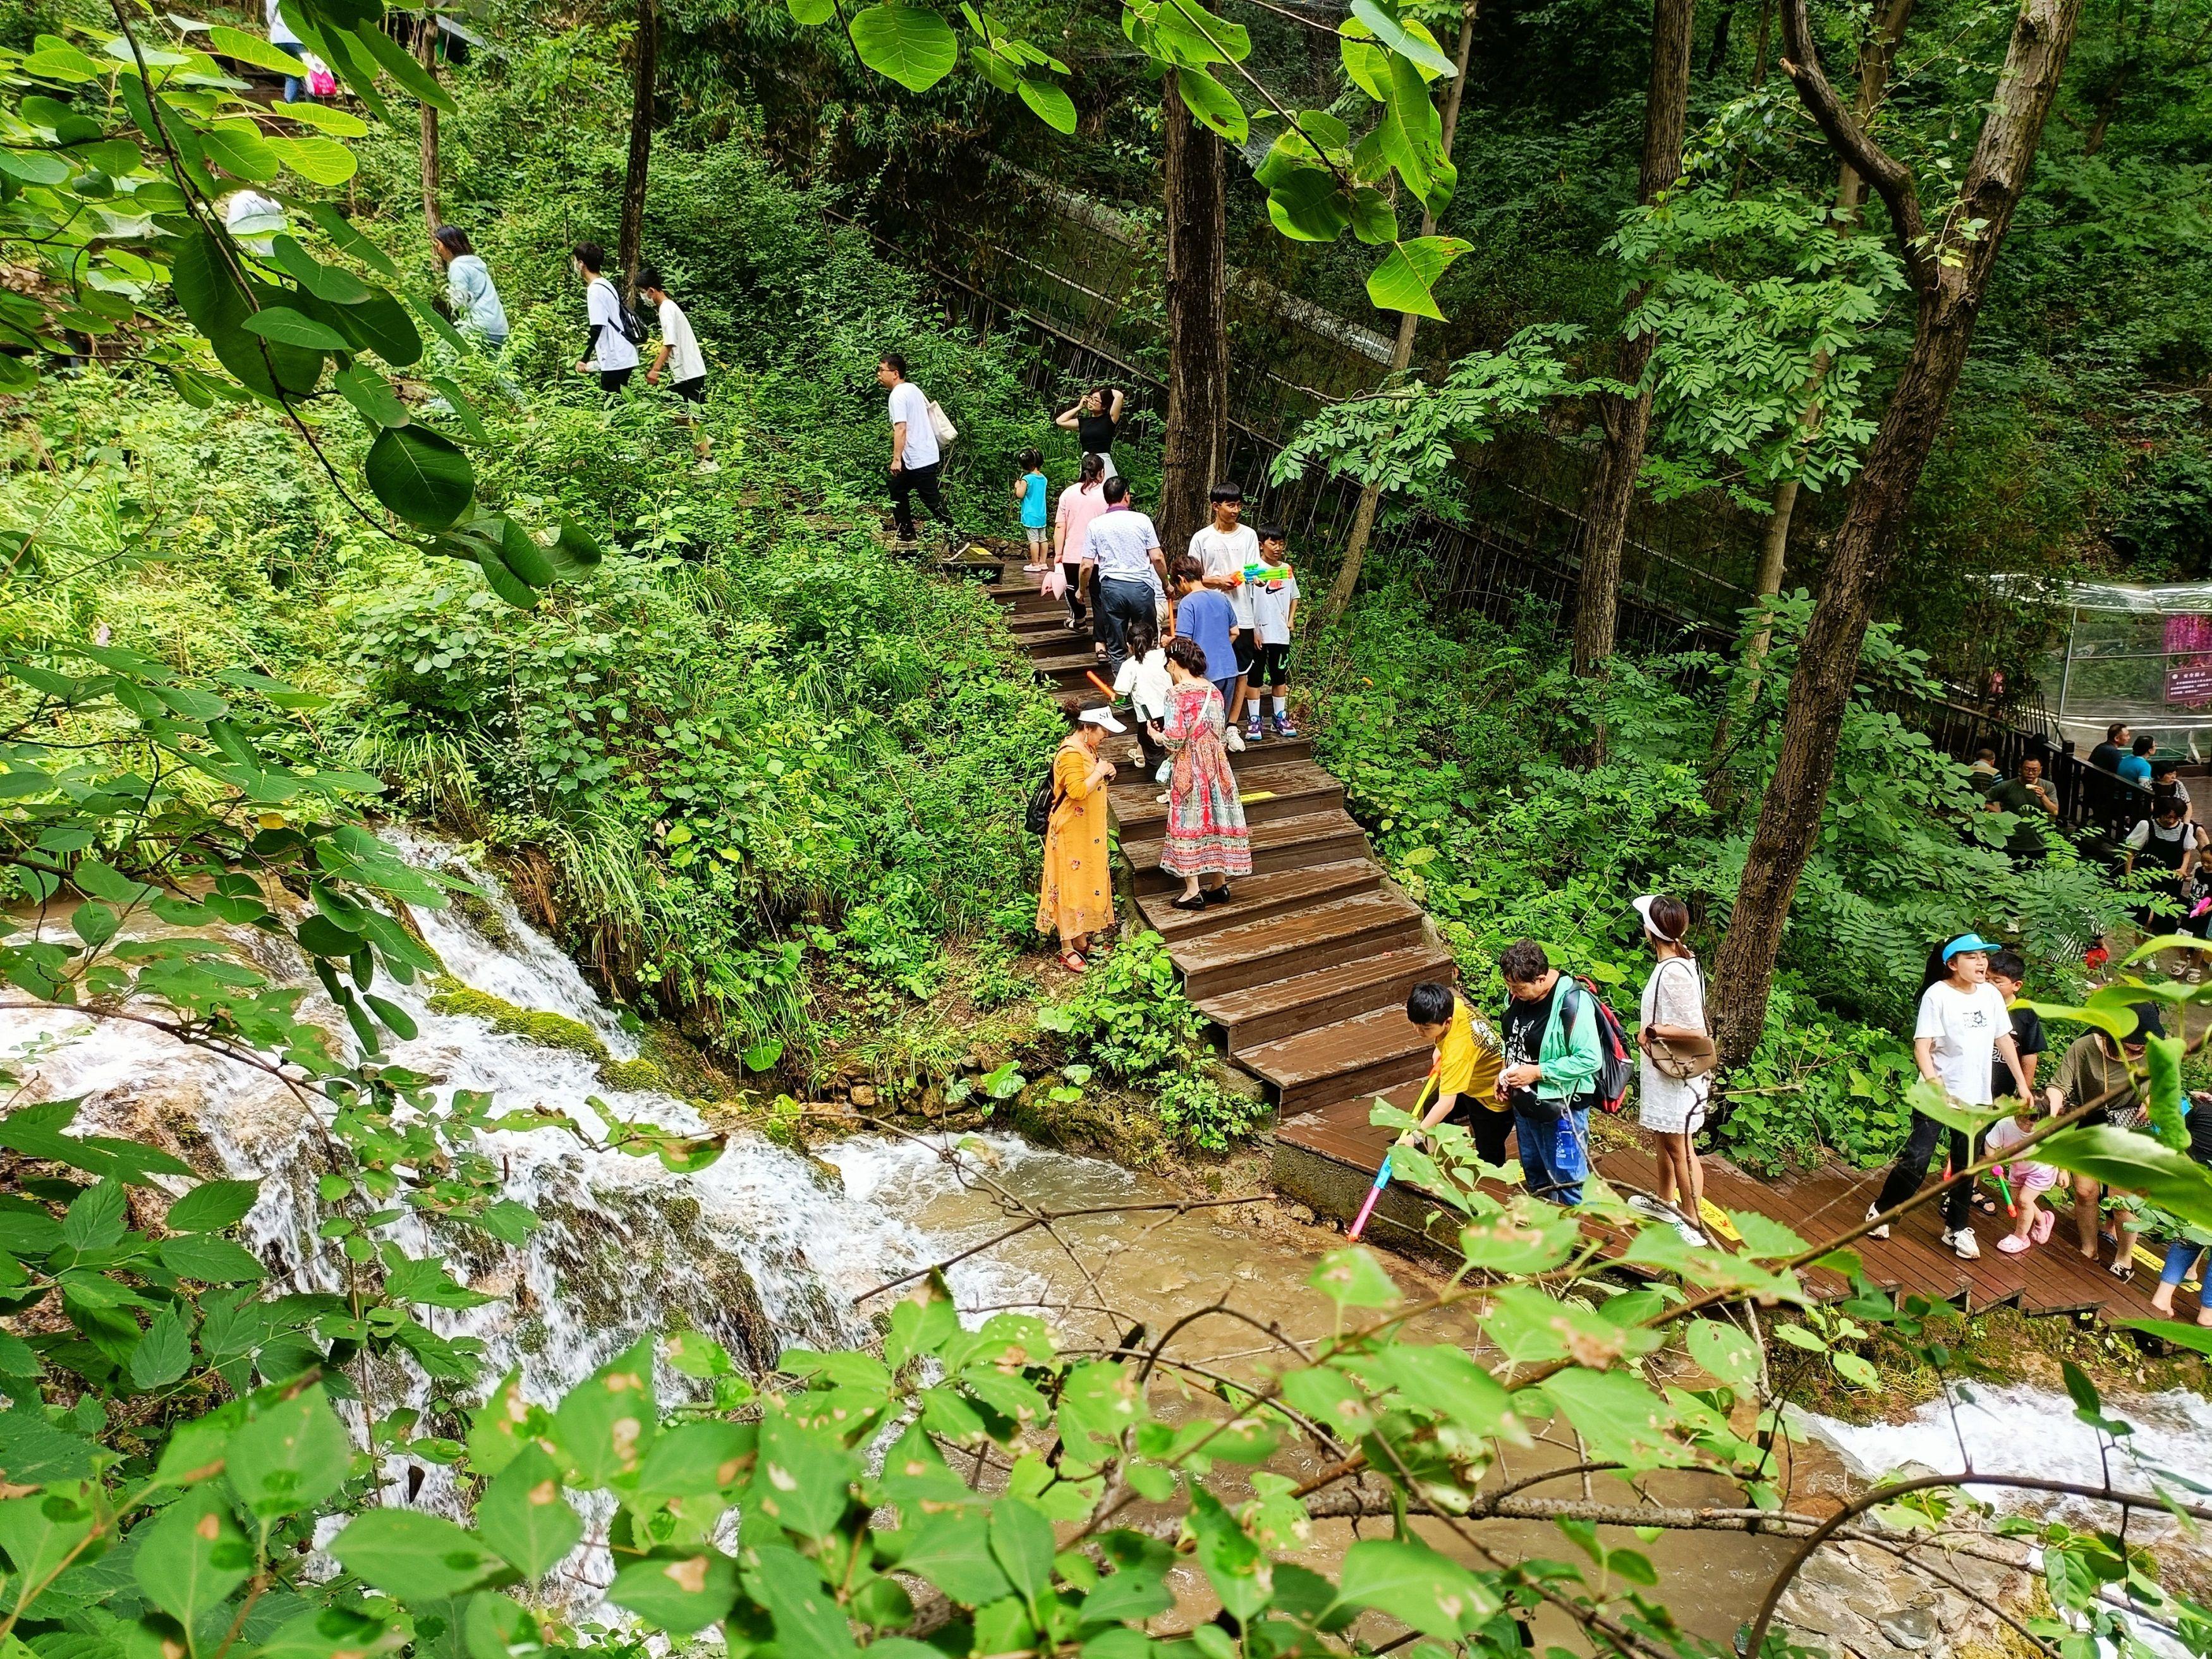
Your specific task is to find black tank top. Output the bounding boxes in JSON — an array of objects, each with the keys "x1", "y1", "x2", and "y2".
[
  {"x1": 2142, "y1": 819, "x2": 2194, "y2": 872},
  {"x1": 1078, "y1": 410, "x2": 1117, "y2": 454}
]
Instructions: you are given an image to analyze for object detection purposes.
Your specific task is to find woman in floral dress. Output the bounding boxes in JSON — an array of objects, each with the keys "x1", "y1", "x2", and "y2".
[{"x1": 1151, "y1": 636, "x2": 1251, "y2": 909}]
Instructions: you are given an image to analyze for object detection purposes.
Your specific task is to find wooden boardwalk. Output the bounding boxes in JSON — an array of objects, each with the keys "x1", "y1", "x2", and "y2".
[
  {"x1": 976, "y1": 545, "x2": 2189, "y2": 1326},
  {"x1": 1275, "y1": 1091, "x2": 2187, "y2": 1322}
]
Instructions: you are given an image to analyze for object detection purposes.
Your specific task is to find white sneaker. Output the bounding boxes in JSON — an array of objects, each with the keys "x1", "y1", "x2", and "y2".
[
  {"x1": 1675, "y1": 1222, "x2": 1708, "y2": 1248},
  {"x1": 1627, "y1": 1193, "x2": 1670, "y2": 1218},
  {"x1": 1943, "y1": 1227, "x2": 1981, "y2": 1261},
  {"x1": 1224, "y1": 727, "x2": 1246, "y2": 753},
  {"x1": 1864, "y1": 1205, "x2": 1890, "y2": 1241}
]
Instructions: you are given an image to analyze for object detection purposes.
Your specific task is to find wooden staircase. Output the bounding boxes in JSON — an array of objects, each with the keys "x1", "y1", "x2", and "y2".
[{"x1": 980, "y1": 550, "x2": 1456, "y2": 1124}]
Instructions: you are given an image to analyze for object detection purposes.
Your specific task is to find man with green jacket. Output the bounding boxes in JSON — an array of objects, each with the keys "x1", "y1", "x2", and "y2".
[{"x1": 1493, "y1": 939, "x2": 1605, "y2": 1205}]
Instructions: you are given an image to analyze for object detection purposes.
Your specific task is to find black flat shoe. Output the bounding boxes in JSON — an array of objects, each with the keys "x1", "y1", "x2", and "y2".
[
  {"x1": 1203, "y1": 884, "x2": 1232, "y2": 906},
  {"x1": 1170, "y1": 893, "x2": 1208, "y2": 911}
]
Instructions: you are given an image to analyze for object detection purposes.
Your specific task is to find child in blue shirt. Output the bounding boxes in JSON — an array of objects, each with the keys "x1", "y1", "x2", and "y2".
[
  {"x1": 1012, "y1": 449, "x2": 1050, "y2": 570},
  {"x1": 1169, "y1": 554, "x2": 1241, "y2": 709}
]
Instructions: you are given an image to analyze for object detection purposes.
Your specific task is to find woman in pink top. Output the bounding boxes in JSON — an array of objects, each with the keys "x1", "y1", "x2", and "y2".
[{"x1": 1055, "y1": 452, "x2": 1110, "y2": 652}]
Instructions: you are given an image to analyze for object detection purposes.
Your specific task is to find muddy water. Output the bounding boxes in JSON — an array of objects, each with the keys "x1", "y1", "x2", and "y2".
[{"x1": 835, "y1": 1138, "x2": 1828, "y2": 1647}]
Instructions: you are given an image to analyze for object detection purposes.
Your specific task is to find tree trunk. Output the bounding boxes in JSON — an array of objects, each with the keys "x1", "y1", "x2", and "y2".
[
  {"x1": 617, "y1": 0, "x2": 658, "y2": 291},
  {"x1": 1710, "y1": 0, "x2": 2087, "y2": 1065},
  {"x1": 415, "y1": 20, "x2": 439, "y2": 234},
  {"x1": 1569, "y1": 0, "x2": 1694, "y2": 691},
  {"x1": 1324, "y1": 1, "x2": 1481, "y2": 622},
  {"x1": 1158, "y1": 92, "x2": 1229, "y2": 565}
]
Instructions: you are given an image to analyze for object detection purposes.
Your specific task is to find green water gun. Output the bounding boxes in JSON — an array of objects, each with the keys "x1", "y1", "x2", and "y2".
[{"x1": 1239, "y1": 562, "x2": 1292, "y2": 585}]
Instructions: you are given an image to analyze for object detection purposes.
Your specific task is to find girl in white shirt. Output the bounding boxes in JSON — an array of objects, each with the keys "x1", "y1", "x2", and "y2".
[{"x1": 1865, "y1": 933, "x2": 2035, "y2": 1261}]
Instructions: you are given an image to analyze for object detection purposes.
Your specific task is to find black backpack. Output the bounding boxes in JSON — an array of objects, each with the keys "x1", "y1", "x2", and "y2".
[
  {"x1": 1562, "y1": 976, "x2": 1636, "y2": 1115},
  {"x1": 596, "y1": 278, "x2": 649, "y2": 347},
  {"x1": 1024, "y1": 763, "x2": 1060, "y2": 836}
]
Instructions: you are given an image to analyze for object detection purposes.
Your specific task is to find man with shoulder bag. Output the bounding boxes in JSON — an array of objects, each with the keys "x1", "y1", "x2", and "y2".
[{"x1": 1632, "y1": 894, "x2": 1714, "y2": 1245}]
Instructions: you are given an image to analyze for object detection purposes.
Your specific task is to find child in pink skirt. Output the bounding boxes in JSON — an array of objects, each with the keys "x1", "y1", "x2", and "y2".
[{"x1": 1985, "y1": 1098, "x2": 2059, "y2": 1254}]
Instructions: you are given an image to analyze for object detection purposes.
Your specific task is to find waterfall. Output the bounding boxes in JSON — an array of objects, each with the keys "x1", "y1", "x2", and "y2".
[{"x1": 4, "y1": 831, "x2": 1067, "y2": 1452}]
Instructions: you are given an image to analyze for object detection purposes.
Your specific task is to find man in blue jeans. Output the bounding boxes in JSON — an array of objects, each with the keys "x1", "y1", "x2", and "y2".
[{"x1": 1493, "y1": 939, "x2": 1603, "y2": 1205}]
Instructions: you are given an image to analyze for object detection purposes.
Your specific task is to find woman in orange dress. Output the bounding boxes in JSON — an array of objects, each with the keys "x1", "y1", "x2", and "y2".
[{"x1": 1037, "y1": 707, "x2": 1124, "y2": 971}]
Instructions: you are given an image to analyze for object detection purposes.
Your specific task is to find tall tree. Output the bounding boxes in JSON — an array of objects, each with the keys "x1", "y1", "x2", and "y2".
[
  {"x1": 1158, "y1": 90, "x2": 1228, "y2": 564},
  {"x1": 1570, "y1": 0, "x2": 1695, "y2": 695},
  {"x1": 1710, "y1": 0, "x2": 2089, "y2": 1064},
  {"x1": 1323, "y1": 0, "x2": 1481, "y2": 623},
  {"x1": 618, "y1": 0, "x2": 659, "y2": 289},
  {"x1": 1735, "y1": 0, "x2": 1913, "y2": 690},
  {"x1": 415, "y1": 15, "x2": 440, "y2": 234}
]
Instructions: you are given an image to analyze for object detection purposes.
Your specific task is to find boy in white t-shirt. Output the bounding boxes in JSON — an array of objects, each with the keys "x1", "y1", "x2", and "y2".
[
  {"x1": 637, "y1": 265, "x2": 711, "y2": 462},
  {"x1": 1189, "y1": 481, "x2": 1259, "y2": 739},
  {"x1": 570, "y1": 241, "x2": 639, "y2": 393},
  {"x1": 1243, "y1": 525, "x2": 1300, "y2": 742}
]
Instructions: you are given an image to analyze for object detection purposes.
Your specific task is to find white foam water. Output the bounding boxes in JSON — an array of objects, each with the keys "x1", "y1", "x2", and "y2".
[
  {"x1": 3, "y1": 830, "x2": 1066, "y2": 1586},
  {"x1": 1801, "y1": 1382, "x2": 2212, "y2": 1521}
]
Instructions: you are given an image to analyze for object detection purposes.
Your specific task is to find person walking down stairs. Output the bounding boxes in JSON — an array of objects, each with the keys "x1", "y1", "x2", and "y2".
[
  {"x1": 1152, "y1": 636, "x2": 1250, "y2": 911},
  {"x1": 1038, "y1": 708, "x2": 1124, "y2": 973}
]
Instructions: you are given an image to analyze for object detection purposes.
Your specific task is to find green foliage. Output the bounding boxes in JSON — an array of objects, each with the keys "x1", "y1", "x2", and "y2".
[
  {"x1": 1036, "y1": 932, "x2": 1267, "y2": 1152},
  {"x1": 0, "y1": 4, "x2": 595, "y2": 609}
]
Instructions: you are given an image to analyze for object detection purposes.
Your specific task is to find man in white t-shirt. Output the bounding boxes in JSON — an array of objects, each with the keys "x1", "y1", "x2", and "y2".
[
  {"x1": 570, "y1": 241, "x2": 639, "y2": 393},
  {"x1": 638, "y1": 265, "x2": 711, "y2": 462},
  {"x1": 878, "y1": 352, "x2": 948, "y2": 546},
  {"x1": 1189, "y1": 481, "x2": 1260, "y2": 729},
  {"x1": 1083, "y1": 475, "x2": 1167, "y2": 676}
]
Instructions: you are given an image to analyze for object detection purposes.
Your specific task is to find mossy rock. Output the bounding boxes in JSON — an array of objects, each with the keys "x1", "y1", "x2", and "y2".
[
  {"x1": 598, "y1": 1056, "x2": 665, "y2": 1092},
  {"x1": 426, "y1": 977, "x2": 620, "y2": 1071}
]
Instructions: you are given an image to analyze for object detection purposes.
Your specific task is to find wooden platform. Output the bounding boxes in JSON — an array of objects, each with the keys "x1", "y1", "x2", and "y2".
[
  {"x1": 976, "y1": 540, "x2": 2187, "y2": 1327},
  {"x1": 1275, "y1": 1093, "x2": 2187, "y2": 1322}
]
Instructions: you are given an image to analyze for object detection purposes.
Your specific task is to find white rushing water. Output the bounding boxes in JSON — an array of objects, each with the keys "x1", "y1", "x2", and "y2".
[
  {"x1": 1802, "y1": 1382, "x2": 2212, "y2": 1522},
  {"x1": 4, "y1": 832, "x2": 1067, "y2": 1445}
]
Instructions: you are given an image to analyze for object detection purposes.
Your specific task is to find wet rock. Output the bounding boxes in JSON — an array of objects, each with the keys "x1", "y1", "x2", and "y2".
[
  {"x1": 1876, "y1": 1603, "x2": 1938, "y2": 1651},
  {"x1": 849, "y1": 1085, "x2": 878, "y2": 1108}
]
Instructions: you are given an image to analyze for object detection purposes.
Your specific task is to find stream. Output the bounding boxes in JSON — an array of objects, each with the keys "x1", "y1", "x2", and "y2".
[{"x1": 8, "y1": 833, "x2": 2209, "y2": 1653}]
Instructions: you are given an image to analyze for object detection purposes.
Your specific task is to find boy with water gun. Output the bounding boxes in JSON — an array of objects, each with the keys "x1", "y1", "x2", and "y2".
[{"x1": 1242, "y1": 526, "x2": 1299, "y2": 741}]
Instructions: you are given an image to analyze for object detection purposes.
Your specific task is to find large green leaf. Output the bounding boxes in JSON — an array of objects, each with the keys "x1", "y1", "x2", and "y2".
[
  {"x1": 607, "y1": 1548, "x2": 739, "y2": 1635},
  {"x1": 0, "y1": 1482, "x2": 97, "y2": 1602},
  {"x1": 1365, "y1": 235, "x2": 1471, "y2": 320},
  {"x1": 633, "y1": 1421, "x2": 750, "y2": 1500},
  {"x1": 1265, "y1": 169, "x2": 1350, "y2": 243},
  {"x1": 748, "y1": 1407, "x2": 856, "y2": 1539},
  {"x1": 846, "y1": 3, "x2": 957, "y2": 92},
  {"x1": 887, "y1": 1510, "x2": 1011, "y2": 1605},
  {"x1": 1175, "y1": 67, "x2": 1246, "y2": 143},
  {"x1": 267, "y1": 136, "x2": 358, "y2": 186},
  {"x1": 1374, "y1": 52, "x2": 1442, "y2": 204},
  {"x1": 550, "y1": 1335, "x2": 657, "y2": 1487},
  {"x1": 226, "y1": 1382, "x2": 351, "y2": 1518},
  {"x1": 242, "y1": 307, "x2": 351, "y2": 351},
  {"x1": 166, "y1": 1180, "x2": 261, "y2": 1234},
  {"x1": 327, "y1": 1510, "x2": 502, "y2": 1598},
  {"x1": 130, "y1": 1305, "x2": 194, "y2": 1390},
  {"x1": 364, "y1": 426, "x2": 475, "y2": 530},
  {"x1": 2034, "y1": 1126, "x2": 2212, "y2": 1227},
  {"x1": 1016, "y1": 77, "x2": 1076, "y2": 133},
  {"x1": 1334, "y1": 1537, "x2": 1497, "y2": 1637},
  {"x1": 158, "y1": 1235, "x2": 267, "y2": 1284},
  {"x1": 474, "y1": 1447, "x2": 581, "y2": 1578},
  {"x1": 133, "y1": 1487, "x2": 250, "y2": 1620},
  {"x1": 744, "y1": 1544, "x2": 856, "y2": 1659},
  {"x1": 1347, "y1": 0, "x2": 1458, "y2": 76}
]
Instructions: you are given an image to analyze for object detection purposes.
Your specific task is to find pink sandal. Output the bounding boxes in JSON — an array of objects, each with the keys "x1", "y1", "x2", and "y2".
[
  {"x1": 2032, "y1": 1208, "x2": 2056, "y2": 1244},
  {"x1": 1059, "y1": 950, "x2": 1087, "y2": 973},
  {"x1": 1997, "y1": 1233, "x2": 2031, "y2": 1255}
]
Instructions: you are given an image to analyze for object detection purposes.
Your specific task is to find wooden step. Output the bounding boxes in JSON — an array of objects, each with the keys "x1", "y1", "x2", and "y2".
[
  {"x1": 1124, "y1": 809, "x2": 1372, "y2": 894},
  {"x1": 1033, "y1": 652, "x2": 1114, "y2": 691},
  {"x1": 1133, "y1": 859, "x2": 1381, "y2": 942},
  {"x1": 1112, "y1": 761, "x2": 1343, "y2": 836},
  {"x1": 1239, "y1": 1004, "x2": 1436, "y2": 1114},
  {"x1": 1197, "y1": 943, "x2": 1458, "y2": 1051},
  {"x1": 1169, "y1": 890, "x2": 1427, "y2": 1000}
]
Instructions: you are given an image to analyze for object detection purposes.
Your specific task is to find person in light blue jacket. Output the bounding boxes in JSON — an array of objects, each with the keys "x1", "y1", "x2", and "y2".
[{"x1": 433, "y1": 226, "x2": 507, "y2": 351}]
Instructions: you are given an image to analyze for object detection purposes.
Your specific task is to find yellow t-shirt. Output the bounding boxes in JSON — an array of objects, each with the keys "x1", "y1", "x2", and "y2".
[{"x1": 1436, "y1": 994, "x2": 1506, "y2": 1114}]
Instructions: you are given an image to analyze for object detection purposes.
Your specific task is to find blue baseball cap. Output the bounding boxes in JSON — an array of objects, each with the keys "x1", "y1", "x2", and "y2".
[{"x1": 1942, "y1": 932, "x2": 2002, "y2": 963}]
